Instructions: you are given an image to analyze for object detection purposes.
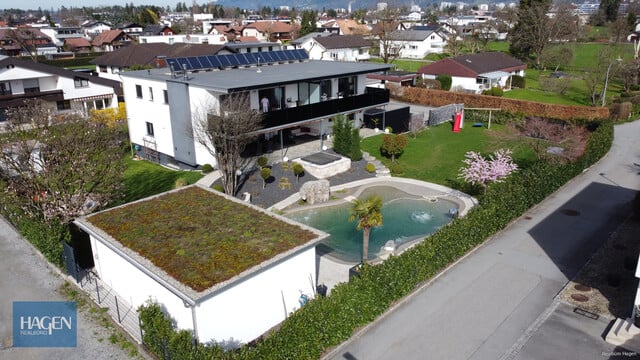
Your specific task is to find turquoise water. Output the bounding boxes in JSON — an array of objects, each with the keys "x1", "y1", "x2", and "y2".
[{"x1": 286, "y1": 186, "x2": 457, "y2": 262}]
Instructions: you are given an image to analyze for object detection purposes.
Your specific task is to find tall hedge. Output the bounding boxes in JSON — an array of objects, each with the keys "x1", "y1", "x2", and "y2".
[
  {"x1": 137, "y1": 121, "x2": 614, "y2": 359},
  {"x1": 436, "y1": 74, "x2": 452, "y2": 91}
]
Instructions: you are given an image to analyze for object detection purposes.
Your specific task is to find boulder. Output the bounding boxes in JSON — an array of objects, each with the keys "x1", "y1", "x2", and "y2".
[{"x1": 299, "y1": 180, "x2": 330, "y2": 205}]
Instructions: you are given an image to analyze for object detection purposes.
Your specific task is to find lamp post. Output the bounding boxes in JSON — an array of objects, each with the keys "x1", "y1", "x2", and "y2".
[{"x1": 602, "y1": 57, "x2": 623, "y2": 107}]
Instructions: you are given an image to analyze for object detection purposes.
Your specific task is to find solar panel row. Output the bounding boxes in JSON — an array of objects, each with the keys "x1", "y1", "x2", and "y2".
[{"x1": 166, "y1": 49, "x2": 308, "y2": 72}]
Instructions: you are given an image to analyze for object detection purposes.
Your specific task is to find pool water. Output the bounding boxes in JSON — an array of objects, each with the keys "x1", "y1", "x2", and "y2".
[{"x1": 286, "y1": 186, "x2": 457, "y2": 262}]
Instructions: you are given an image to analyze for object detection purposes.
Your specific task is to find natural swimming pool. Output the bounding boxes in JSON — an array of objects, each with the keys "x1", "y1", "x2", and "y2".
[{"x1": 285, "y1": 185, "x2": 458, "y2": 263}]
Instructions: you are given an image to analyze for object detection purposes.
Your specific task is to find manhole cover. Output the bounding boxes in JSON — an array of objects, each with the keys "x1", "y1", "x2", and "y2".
[
  {"x1": 560, "y1": 209, "x2": 580, "y2": 216},
  {"x1": 574, "y1": 284, "x2": 592, "y2": 292},
  {"x1": 571, "y1": 294, "x2": 589, "y2": 302}
]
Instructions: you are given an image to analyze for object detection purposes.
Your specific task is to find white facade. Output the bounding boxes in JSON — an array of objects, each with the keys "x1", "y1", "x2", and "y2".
[
  {"x1": 422, "y1": 69, "x2": 525, "y2": 93},
  {"x1": 138, "y1": 33, "x2": 227, "y2": 45},
  {"x1": 121, "y1": 58, "x2": 390, "y2": 167},
  {"x1": 76, "y1": 185, "x2": 325, "y2": 345},
  {"x1": 382, "y1": 32, "x2": 447, "y2": 59},
  {"x1": 0, "y1": 58, "x2": 118, "y2": 113},
  {"x1": 298, "y1": 38, "x2": 370, "y2": 62},
  {"x1": 82, "y1": 22, "x2": 112, "y2": 36}
]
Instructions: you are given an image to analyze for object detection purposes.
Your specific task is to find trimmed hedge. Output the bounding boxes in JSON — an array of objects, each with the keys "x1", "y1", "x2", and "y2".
[
  {"x1": 138, "y1": 121, "x2": 614, "y2": 359},
  {"x1": 400, "y1": 88, "x2": 610, "y2": 120}
]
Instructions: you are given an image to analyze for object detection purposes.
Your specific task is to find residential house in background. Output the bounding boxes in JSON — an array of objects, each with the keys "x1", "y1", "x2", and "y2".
[
  {"x1": 91, "y1": 43, "x2": 225, "y2": 81},
  {"x1": 417, "y1": 52, "x2": 526, "y2": 93},
  {"x1": 64, "y1": 37, "x2": 92, "y2": 53},
  {"x1": 141, "y1": 24, "x2": 176, "y2": 36},
  {"x1": 320, "y1": 19, "x2": 370, "y2": 35},
  {"x1": 0, "y1": 55, "x2": 121, "y2": 120},
  {"x1": 119, "y1": 49, "x2": 391, "y2": 167},
  {"x1": 380, "y1": 29, "x2": 447, "y2": 59},
  {"x1": 91, "y1": 29, "x2": 133, "y2": 52},
  {"x1": 0, "y1": 28, "x2": 57, "y2": 57},
  {"x1": 81, "y1": 20, "x2": 113, "y2": 36},
  {"x1": 241, "y1": 21, "x2": 295, "y2": 43},
  {"x1": 292, "y1": 34, "x2": 371, "y2": 62}
]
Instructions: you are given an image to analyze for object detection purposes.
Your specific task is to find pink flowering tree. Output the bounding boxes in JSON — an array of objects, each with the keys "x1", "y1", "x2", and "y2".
[{"x1": 459, "y1": 149, "x2": 518, "y2": 193}]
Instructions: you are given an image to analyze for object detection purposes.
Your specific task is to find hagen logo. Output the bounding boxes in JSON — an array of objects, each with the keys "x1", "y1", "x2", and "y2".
[{"x1": 13, "y1": 301, "x2": 77, "y2": 347}]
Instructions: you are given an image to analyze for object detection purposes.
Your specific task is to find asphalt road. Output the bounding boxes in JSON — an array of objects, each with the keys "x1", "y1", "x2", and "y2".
[
  {"x1": 325, "y1": 120, "x2": 640, "y2": 360},
  {"x1": 0, "y1": 217, "x2": 135, "y2": 359}
]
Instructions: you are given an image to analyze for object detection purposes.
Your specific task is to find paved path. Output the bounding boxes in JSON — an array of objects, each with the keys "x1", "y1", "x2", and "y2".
[
  {"x1": 325, "y1": 120, "x2": 640, "y2": 360},
  {"x1": 0, "y1": 217, "x2": 137, "y2": 359}
]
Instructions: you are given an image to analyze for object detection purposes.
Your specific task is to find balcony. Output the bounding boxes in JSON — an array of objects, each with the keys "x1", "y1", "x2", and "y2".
[
  {"x1": 0, "y1": 89, "x2": 64, "y2": 107},
  {"x1": 261, "y1": 88, "x2": 389, "y2": 129}
]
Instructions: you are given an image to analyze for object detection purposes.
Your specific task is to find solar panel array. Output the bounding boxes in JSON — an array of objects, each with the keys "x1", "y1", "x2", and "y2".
[{"x1": 166, "y1": 49, "x2": 308, "y2": 72}]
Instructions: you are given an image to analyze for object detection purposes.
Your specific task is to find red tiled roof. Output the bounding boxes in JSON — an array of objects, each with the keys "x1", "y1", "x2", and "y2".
[
  {"x1": 418, "y1": 52, "x2": 526, "y2": 77},
  {"x1": 65, "y1": 37, "x2": 91, "y2": 49},
  {"x1": 92, "y1": 29, "x2": 126, "y2": 46},
  {"x1": 245, "y1": 21, "x2": 293, "y2": 34}
]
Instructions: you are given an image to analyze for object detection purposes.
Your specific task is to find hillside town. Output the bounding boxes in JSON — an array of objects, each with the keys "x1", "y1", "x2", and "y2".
[{"x1": 1, "y1": 0, "x2": 640, "y2": 359}]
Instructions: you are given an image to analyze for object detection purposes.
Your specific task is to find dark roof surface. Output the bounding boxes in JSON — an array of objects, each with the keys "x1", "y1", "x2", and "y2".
[
  {"x1": 315, "y1": 35, "x2": 371, "y2": 49},
  {"x1": 417, "y1": 52, "x2": 526, "y2": 77},
  {"x1": 91, "y1": 43, "x2": 225, "y2": 67}
]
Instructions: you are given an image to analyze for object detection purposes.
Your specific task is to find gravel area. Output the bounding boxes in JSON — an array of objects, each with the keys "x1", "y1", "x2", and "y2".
[{"x1": 223, "y1": 150, "x2": 378, "y2": 209}]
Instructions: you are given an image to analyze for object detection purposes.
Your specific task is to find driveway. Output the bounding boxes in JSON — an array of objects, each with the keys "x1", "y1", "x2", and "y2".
[
  {"x1": 0, "y1": 217, "x2": 138, "y2": 359},
  {"x1": 324, "y1": 120, "x2": 640, "y2": 360}
]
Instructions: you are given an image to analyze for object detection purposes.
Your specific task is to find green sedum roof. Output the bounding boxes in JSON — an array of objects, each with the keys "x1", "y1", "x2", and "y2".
[{"x1": 88, "y1": 186, "x2": 317, "y2": 292}]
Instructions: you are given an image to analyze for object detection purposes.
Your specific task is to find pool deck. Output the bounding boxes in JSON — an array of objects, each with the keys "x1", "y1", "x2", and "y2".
[{"x1": 270, "y1": 177, "x2": 478, "y2": 295}]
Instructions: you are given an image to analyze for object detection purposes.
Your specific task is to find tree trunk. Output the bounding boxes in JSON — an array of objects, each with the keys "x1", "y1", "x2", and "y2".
[{"x1": 362, "y1": 227, "x2": 370, "y2": 264}]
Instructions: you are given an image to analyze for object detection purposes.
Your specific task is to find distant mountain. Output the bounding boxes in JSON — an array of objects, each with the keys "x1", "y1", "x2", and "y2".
[{"x1": 216, "y1": 0, "x2": 401, "y2": 11}]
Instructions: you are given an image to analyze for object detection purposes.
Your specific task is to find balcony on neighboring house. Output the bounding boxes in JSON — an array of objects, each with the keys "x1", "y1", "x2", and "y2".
[
  {"x1": 261, "y1": 87, "x2": 389, "y2": 130},
  {"x1": 0, "y1": 89, "x2": 64, "y2": 107}
]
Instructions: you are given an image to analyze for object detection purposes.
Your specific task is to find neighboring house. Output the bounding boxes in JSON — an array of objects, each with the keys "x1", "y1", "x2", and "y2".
[
  {"x1": 39, "y1": 26, "x2": 85, "y2": 49},
  {"x1": 0, "y1": 55, "x2": 120, "y2": 119},
  {"x1": 223, "y1": 41, "x2": 282, "y2": 54},
  {"x1": 0, "y1": 27, "x2": 57, "y2": 57},
  {"x1": 138, "y1": 33, "x2": 228, "y2": 45},
  {"x1": 142, "y1": 24, "x2": 176, "y2": 36},
  {"x1": 119, "y1": 49, "x2": 391, "y2": 167},
  {"x1": 74, "y1": 185, "x2": 328, "y2": 346},
  {"x1": 118, "y1": 23, "x2": 144, "y2": 36},
  {"x1": 321, "y1": 19, "x2": 370, "y2": 35},
  {"x1": 293, "y1": 34, "x2": 371, "y2": 62},
  {"x1": 81, "y1": 20, "x2": 113, "y2": 36},
  {"x1": 417, "y1": 52, "x2": 527, "y2": 93},
  {"x1": 91, "y1": 29, "x2": 134, "y2": 52},
  {"x1": 241, "y1": 21, "x2": 295, "y2": 43},
  {"x1": 64, "y1": 37, "x2": 92, "y2": 53},
  {"x1": 367, "y1": 70, "x2": 419, "y2": 88},
  {"x1": 380, "y1": 29, "x2": 447, "y2": 59},
  {"x1": 91, "y1": 43, "x2": 226, "y2": 81}
]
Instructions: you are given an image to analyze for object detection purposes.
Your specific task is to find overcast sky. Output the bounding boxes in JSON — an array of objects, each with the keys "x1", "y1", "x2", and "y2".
[{"x1": 11, "y1": 1, "x2": 179, "y2": 11}]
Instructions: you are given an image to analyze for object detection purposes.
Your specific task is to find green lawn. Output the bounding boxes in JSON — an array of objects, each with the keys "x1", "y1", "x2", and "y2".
[
  {"x1": 361, "y1": 124, "x2": 536, "y2": 189},
  {"x1": 123, "y1": 157, "x2": 203, "y2": 202}
]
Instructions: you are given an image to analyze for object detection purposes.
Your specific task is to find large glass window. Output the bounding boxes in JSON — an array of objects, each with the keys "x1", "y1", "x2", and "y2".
[
  {"x1": 338, "y1": 76, "x2": 356, "y2": 97},
  {"x1": 258, "y1": 87, "x2": 285, "y2": 111},
  {"x1": 0, "y1": 81, "x2": 11, "y2": 96},
  {"x1": 23, "y1": 78, "x2": 40, "y2": 94}
]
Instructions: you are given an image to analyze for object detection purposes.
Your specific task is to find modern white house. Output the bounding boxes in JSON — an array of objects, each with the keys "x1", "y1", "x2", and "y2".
[
  {"x1": 138, "y1": 33, "x2": 228, "y2": 45},
  {"x1": 417, "y1": 52, "x2": 527, "y2": 93},
  {"x1": 74, "y1": 185, "x2": 328, "y2": 346},
  {"x1": 0, "y1": 56, "x2": 120, "y2": 119},
  {"x1": 291, "y1": 34, "x2": 371, "y2": 62},
  {"x1": 380, "y1": 29, "x2": 447, "y2": 59},
  {"x1": 119, "y1": 49, "x2": 392, "y2": 168}
]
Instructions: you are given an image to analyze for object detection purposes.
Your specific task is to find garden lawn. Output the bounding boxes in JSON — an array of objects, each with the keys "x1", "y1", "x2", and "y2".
[
  {"x1": 123, "y1": 157, "x2": 203, "y2": 202},
  {"x1": 361, "y1": 123, "x2": 535, "y2": 187}
]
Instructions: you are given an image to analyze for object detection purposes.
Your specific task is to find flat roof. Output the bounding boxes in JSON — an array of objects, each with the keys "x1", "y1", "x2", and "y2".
[
  {"x1": 76, "y1": 185, "x2": 327, "y2": 299},
  {"x1": 121, "y1": 60, "x2": 393, "y2": 93}
]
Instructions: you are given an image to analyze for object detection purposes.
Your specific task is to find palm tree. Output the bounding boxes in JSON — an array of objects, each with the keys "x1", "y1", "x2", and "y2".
[{"x1": 349, "y1": 195, "x2": 384, "y2": 264}]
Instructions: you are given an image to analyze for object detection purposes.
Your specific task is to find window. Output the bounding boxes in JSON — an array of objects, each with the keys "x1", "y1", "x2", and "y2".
[
  {"x1": 338, "y1": 76, "x2": 357, "y2": 97},
  {"x1": 56, "y1": 100, "x2": 71, "y2": 110},
  {"x1": 168, "y1": 38, "x2": 174, "y2": 45},
  {"x1": 163, "y1": 90, "x2": 169, "y2": 104},
  {"x1": 0, "y1": 81, "x2": 11, "y2": 96},
  {"x1": 146, "y1": 122, "x2": 154, "y2": 137},
  {"x1": 148, "y1": 87, "x2": 154, "y2": 101},
  {"x1": 99, "y1": 65, "x2": 107, "y2": 73},
  {"x1": 410, "y1": 45, "x2": 418, "y2": 50},
  {"x1": 74, "y1": 77, "x2": 89, "y2": 88},
  {"x1": 23, "y1": 79, "x2": 40, "y2": 94},
  {"x1": 135, "y1": 85, "x2": 143, "y2": 98}
]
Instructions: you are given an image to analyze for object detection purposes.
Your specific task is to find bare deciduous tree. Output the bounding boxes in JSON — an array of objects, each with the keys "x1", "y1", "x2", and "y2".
[
  {"x1": 0, "y1": 99, "x2": 125, "y2": 225},
  {"x1": 193, "y1": 93, "x2": 262, "y2": 195}
]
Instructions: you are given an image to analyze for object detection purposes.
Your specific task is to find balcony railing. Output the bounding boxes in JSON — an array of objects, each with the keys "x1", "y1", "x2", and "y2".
[{"x1": 261, "y1": 88, "x2": 389, "y2": 129}]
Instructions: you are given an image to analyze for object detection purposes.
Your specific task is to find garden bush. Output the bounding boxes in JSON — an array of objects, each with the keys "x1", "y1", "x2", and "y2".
[
  {"x1": 389, "y1": 162, "x2": 404, "y2": 175},
  {"x1": 509, "y1": 75, "x2": 525, "y2": 89},
  {"x1": 436, "y1": 74, "x2": 452, "y2": 91},
  {"x1": 174, "y1": 177, "x2": 189, "y2": 188},
  {"x1": 365, "y1": 163, "x2": 376, "y2": 173},
  {"x1": 201, "y1": 164, "x2": 213, "y2": 174},
  {"x1": 137, "y1": 121, "x2": 613, "y2": 360},
  {"x1": 482, "y1": 87, "x2": 504, "y2": 97},
  {"x1": 257, "y1": 156, "x2": 269, "y2": 168}
]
